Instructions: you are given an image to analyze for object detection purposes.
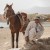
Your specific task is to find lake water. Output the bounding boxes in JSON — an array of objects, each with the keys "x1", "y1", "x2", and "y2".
[
  {"x1": 0, "y1": 22, "x2": 50, "y2": 28},
  {"x1": 42, "y1": 22, "x2": 50, "y2": 27},
  {"x1": 0, "y1": 22, "x2": 9, "y2": 27}
]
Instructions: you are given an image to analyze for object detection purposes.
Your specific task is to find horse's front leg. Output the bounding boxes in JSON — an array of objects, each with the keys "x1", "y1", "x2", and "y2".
[
  {"x1": 16, "y1": 32, "x2": 19, "y2": 48},
  {"x1": 11, "y1": 33, "x2": 14, "y2": 48},
  {"x1": 7, "y1": 18, "x2": 9, "y2": 25}
]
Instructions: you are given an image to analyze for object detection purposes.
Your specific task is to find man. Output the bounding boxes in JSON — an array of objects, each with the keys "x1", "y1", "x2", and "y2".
[{"x1": 25, "y1": 17, "x2": 44, "y2": 44}]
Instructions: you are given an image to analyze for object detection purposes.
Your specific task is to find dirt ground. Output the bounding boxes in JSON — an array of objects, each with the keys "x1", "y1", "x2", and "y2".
[{"x1": 0, "y1": 27, "x2": 50, "y2": 50}]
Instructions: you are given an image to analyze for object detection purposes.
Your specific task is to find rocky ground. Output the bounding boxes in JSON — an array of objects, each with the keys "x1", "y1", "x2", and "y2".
[{"x1": 0, "y1": 27, "x2": 50, "y2": 50}]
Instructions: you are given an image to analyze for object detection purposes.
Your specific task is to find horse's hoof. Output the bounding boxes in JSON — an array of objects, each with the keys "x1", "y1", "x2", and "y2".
[
  {"x1": 16, "y1": 46, "x2": 18, "y2": 48},
  {"x1": 12, "y1": 46, "x2": 14, "y2": 48}
]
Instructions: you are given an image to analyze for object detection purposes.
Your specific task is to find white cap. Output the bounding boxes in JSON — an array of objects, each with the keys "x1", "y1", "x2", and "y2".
[{"x1": 34, "y1": 17, "x2": 40, "y2": 20}]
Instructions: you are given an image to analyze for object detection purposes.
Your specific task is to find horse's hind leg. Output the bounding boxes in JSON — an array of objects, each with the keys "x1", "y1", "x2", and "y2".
[
  {"x1": 11, "y1": 33, "x2": 14, "y2": 48},
  {"x1": 16, "y1": 32, "x2": 19, "y2": 48}
]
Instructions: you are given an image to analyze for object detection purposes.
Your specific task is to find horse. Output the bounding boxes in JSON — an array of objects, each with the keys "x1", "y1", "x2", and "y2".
[{"x1": 4, "y1": 4, "x2": 23, "y2": 48}]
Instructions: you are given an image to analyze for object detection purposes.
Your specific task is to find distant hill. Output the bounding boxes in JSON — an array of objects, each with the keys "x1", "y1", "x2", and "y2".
[{"x1": 0, "y1": 14, "x2": 6, "y2": 22}]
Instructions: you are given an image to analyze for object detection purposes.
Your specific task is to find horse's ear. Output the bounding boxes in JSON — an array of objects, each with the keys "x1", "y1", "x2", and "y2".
[
  {"x1": 4, "y1": 4, "x2": 8, "y2": 10},
  {"x1": 6, "y1": 4, "x2": 9, "y2": 7},
  {"x1": 10, "y1": 3, "x2": 13, "y2": 7}
]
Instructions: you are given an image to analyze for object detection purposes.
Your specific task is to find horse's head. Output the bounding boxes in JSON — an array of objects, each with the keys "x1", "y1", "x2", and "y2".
[
  {"x1": 4, "y1": 3, "x2": 13, "y2": 18},
  {"x1": 4, "y1": 3, "x2": 15, "y2": 24}
]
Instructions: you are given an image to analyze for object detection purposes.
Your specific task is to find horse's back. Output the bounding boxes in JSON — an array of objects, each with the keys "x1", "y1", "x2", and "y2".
[{"x1": 14, "y1": 15, "x2": 21, "y2": 29}]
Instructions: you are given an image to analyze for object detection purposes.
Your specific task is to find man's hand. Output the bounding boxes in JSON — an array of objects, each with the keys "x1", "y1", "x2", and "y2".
[{"x1": 25, "y1": 36, "x2": 29, "y2": 42}]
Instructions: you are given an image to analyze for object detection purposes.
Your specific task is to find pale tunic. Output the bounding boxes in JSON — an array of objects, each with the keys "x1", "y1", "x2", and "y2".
[{"x1": 25, "y1": 21, "x2": 44, "y2": 41}]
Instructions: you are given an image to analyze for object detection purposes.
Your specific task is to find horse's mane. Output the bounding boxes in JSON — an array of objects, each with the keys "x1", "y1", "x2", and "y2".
[{"x1": 14, "y1": 14, "x2": 21, "y2": 26}]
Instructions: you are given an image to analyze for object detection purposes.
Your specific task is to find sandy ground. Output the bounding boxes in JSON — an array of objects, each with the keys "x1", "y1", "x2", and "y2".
[{"x1": 0, "y1": 27, "x2": 50, "y2": 50}]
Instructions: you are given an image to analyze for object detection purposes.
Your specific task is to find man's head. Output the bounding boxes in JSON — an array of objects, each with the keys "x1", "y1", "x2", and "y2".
[{"x1": 34, "y1": 17, "x2": 40, "y2": 24}]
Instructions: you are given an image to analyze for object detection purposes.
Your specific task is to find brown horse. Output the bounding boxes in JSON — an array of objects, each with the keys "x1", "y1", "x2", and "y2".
[{"x1": 4, "y1": 4, "x2": 23, "y2": 48}]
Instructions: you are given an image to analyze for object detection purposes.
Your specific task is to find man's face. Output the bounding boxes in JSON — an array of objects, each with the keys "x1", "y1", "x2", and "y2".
[{"x1": 35, "y1": 19, "x2": 40, "y2": 23}]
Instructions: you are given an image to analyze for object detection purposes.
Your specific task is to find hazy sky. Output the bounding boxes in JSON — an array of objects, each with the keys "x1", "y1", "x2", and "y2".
[{"x1": 0, "y1": 0, "x2": 50, "y2": 14}]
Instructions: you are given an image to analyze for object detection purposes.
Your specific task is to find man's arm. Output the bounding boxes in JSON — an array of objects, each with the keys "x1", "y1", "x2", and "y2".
[
  {"x1": 25, "y1": 22, "x2": 31, "y2": 42},
  {"x1": 39, "y1": 22, "x2": 44, "y2": 31}
]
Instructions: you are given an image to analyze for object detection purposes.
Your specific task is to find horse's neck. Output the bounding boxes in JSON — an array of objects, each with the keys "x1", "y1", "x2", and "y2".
[
  {"x1": 7, "y1": 9, "x2": 15, "y2": 16},
  {"x1": 10, "y1": 9, "x2": 15, "y2": 16},
  {"x1": 11, "y1": 9, "x2": 15, "y2": 15}
]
